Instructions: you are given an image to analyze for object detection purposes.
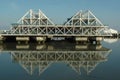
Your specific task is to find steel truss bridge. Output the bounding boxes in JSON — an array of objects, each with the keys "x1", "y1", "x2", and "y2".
[
  {"x1": 0, "y1": 44, "x2": 112, "y2": 75},
  {"x1": 1, "y1": 9, "x2": 111, "y2": 37}
]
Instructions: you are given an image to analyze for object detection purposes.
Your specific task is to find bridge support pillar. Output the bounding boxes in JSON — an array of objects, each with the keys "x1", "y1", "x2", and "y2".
[
  {"x1": 16, "y1": 37, "x2": 29, "y2": 44},
  {"x1": 96, "y1": 37, "x2": 103, "y2": 44},
  {"x1": 36, "y1": 37, "x2": 46, "y2": 44},
  {"x1": 75, "y1": 37, "x2": 88, "y2": 44},
  {"x1": 88, "y1": 37, "x2": 103, "y2": 44}
]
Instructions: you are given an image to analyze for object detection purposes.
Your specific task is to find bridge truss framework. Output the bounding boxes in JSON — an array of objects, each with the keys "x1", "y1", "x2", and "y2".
[{"x1": 2, "y1": 9, "x2": 111, "y2": 37}]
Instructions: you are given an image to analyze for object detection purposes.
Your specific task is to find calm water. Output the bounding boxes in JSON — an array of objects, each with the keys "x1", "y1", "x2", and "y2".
[{"x1": 0, "y1": 39, "x2": 120, "y2": 80}]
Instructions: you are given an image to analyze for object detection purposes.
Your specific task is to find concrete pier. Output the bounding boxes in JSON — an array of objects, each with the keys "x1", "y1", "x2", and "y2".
[
  {"x1": 96, "y1": 37, "x2": 103, "y2": 41},
  {"x1": 16, "y1": 37, "x2": 29, "y2": 44},
  {"x1": 88, "y1": 37, "x2": 103, "y2": 44},
  {"x1": 36, "y1": 37, "x2": 46, "y2": 44},
  {"x1": 75, "y1": 37, "x2": 88, "y2": 44},
  {"x1": 75, "y1": 36, "x2": 103, "y2": 44},
  {"x1": 95, "y1": 37, "x2": 103, "y2": 44}
]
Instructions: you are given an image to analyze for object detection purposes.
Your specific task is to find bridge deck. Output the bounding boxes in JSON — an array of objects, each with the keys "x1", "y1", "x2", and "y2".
[{"x1": 0, "y1": 25, "x2": 110, "y2": 37}]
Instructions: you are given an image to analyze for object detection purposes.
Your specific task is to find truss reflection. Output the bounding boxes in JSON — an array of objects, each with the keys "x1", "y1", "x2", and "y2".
[{"x1": 0, "y1": 43, "x2": 112, "y2": 75}]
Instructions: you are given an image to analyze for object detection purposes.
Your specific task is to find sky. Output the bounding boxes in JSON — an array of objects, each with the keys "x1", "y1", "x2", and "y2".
[{"x1": 0, "y1": 0, "x2": 120, "y2": 31}]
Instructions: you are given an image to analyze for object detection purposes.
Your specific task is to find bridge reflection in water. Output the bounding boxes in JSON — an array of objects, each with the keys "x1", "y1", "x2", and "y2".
[{"x1": 0, "y1": 42, "x2": 112, "y2": 75}]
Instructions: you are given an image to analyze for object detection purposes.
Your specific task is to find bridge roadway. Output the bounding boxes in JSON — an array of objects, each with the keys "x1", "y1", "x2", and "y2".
[{"x1": 0, "y1": 24, "x2": 107, "y2": 36}]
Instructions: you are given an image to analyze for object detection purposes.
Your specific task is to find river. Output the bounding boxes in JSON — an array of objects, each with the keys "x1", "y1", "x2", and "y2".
[{"x1": 0, "y1": 38, "x2": 120, "y2": 80}]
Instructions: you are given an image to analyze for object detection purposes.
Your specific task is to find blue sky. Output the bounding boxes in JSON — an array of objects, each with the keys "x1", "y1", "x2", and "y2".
[{"x1": 0, "y1": 0, "x2": 120, "y2": 30}]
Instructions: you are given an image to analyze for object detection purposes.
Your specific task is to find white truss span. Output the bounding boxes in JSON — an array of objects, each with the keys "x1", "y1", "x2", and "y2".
[
  {"x1": 1, "y1": 9, "x2": 111, "y2": 36},
  {"x1": 64, "y1": 10, "x2": 104, "y2": 26},
  {"x1": 17, "y1": 9, "x2": 54, "y2": 25}
]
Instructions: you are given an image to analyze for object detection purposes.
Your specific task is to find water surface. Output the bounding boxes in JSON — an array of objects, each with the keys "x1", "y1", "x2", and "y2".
[{"x1": 0, "y1": 40, "x2": 120, "y2": 80}]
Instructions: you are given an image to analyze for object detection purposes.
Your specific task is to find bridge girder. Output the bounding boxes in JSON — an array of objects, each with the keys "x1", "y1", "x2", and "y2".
[{"x1": 7, "y1": 25, "x2": 110, "y2": 36}]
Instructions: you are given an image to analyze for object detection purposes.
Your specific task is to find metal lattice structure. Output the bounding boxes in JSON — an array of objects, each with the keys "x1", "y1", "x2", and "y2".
[
  {"x1": 18, "y1": 9, "x2": 54, "y2": 25},
  {"x1": 64, "y1": 10, "x2": 103, "y2": 26},
  {"x1": 10, "y1": 48, "x2": 111, "y2": 75},
  {"x1": 1, "y1": 9, "x2": 111, "y2": 36}
]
